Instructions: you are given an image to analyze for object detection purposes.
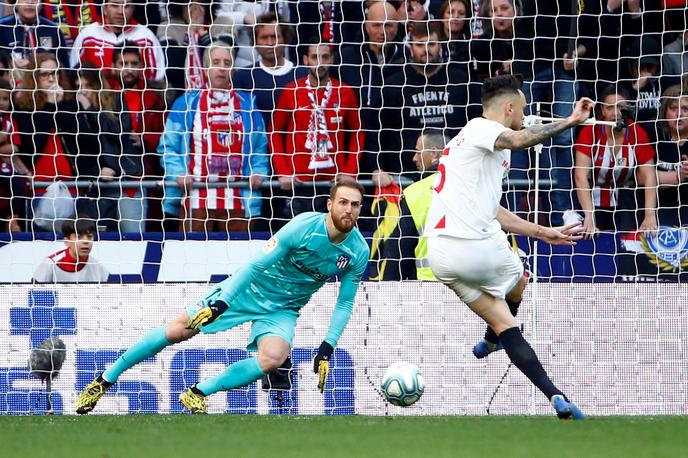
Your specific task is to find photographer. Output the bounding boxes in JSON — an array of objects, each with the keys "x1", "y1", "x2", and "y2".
[{"x1": 573, "y1": 86, "x2": 657, "y2": 238}]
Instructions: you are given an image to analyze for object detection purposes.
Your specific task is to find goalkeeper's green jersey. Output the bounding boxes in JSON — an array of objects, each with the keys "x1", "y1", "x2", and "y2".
[{"x1": 211, "y1": 211, "x2": 370, "y2": 347}]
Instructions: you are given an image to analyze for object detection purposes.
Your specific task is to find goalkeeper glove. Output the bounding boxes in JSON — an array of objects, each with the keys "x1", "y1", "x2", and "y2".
[
  {"x1": 186, "y1": 300, "x2": 229, "y2": 330},
  {"x1": 313, "y1": 341, "x2": 334, "y2": 393}
]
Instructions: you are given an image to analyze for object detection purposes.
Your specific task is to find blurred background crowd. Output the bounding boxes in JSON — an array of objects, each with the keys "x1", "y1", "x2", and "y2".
[{"x1": 0, "y1": 0, "x2": 687, "y2": 239}]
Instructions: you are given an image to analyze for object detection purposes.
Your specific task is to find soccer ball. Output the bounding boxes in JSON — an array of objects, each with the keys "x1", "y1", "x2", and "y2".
[{"x1": 380, "y1": 362, "x2": 424, "y2": 407}]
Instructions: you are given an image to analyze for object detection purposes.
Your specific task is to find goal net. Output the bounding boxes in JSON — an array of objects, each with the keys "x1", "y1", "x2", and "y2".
[{"x1": 0, "y1": 0, "x2": 687, "y2": 415}]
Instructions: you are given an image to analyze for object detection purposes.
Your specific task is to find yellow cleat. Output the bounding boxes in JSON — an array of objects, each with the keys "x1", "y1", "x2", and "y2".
[
  {"x1": 179, "y1": 386, "x2": 207, "y2": 414},
  {"x1": 76, "y1": 377, "x2": 111, "y2": 414}
]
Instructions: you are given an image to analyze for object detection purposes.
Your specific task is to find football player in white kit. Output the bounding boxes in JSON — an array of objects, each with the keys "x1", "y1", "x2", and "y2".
[{"x1": 425, "y1": 75, "x2": 593, "y2": 419}]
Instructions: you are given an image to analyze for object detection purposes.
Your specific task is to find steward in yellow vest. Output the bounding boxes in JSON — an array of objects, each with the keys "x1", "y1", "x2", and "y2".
[{"x1": 380, "y1": 130, "x2": 449, "y2": 280}]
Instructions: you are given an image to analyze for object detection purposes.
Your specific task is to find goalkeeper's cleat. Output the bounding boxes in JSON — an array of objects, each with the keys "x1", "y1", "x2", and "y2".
[
  {"x1": 179, "y1": 385, "x2": 207, "y2": 414},
  {"x1": 551, "y1": 394, "x2": 587, "y2": 420},
  {"x1": 472, "y1": 339, "x2": 503, "y2": 359},
  {"x1": 76, "y1": 375, "x2": 112, "y2": 415}
]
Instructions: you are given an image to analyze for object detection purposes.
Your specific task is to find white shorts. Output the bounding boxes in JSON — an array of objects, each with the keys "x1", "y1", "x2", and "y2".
[{"x1": 427, "y1": 232, "x2": 524, "y2": 304}]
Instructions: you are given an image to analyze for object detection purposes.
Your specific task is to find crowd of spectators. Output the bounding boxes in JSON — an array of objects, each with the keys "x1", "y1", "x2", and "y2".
[{"x1": 0, "y1": 0, "x2": 687, "y2": 237}]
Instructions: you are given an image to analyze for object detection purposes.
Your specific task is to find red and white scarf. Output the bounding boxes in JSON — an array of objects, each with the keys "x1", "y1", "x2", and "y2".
[
  {"x1": 188, "y1": 88, "x2": 244, "y2": 210},
  {"x1": 201, "y1": 88, "x2": 244, "y2": 179},
  {"x1": 320, "y1": 1, "x2": 336, "y2": 43},
  {"x1": 186, "y1": 32, "x2": 206, "y2": 89},
  {"x1": 304, "y1": 78, "x2": 335, "y2": 170},
  {"x1": 50, "y1": 248, "x2": 87, "y2": 272}
]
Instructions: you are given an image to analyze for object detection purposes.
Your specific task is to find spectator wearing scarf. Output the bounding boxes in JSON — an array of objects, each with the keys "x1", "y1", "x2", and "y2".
[{"x1": 159, "y1": 41, "x2": 268, "y2": 232}]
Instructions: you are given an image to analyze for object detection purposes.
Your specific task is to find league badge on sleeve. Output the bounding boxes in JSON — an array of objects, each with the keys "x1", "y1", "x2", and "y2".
[{"x1": 262, "y1": 237, "x2": 278, "y2": 254}]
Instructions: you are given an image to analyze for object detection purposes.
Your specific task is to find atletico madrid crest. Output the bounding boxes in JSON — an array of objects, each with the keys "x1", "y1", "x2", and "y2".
[{"x1": 336, "y1": 255, "x2": 351, "y2": 269}]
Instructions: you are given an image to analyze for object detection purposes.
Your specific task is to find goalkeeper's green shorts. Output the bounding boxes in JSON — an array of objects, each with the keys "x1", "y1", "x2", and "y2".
[{"x1": 186, "y1": 290, "x2": 298, "y2": 352}]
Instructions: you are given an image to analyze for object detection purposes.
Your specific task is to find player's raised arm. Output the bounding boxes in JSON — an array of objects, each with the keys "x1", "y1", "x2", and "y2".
[
  {"x1": 496, "y1": 206, "x2": 582, "y2": 246},
  {"x1": 494, "y1": 97, "x2": 594, "y2": 150}
]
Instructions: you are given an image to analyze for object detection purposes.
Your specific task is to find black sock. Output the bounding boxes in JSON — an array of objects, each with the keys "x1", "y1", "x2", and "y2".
[
  {"x1": 499, "y1": 326, "x2": 563, "y2": 400},
  {"x1": 506, "y1": 298, "x2": 521, "y2": 317},
  {"x1": 483, "y1": 299, "x2": 522, "y2": 344},
  {"x1": 96, "y1": 375, "x2": 113, "y2": 388},
  {"x1": 484, "y1": 327, "x2": 499, "y2": 344},
  {"x1": 191, "y1": 385, "x2": 207, "y2": 396}
]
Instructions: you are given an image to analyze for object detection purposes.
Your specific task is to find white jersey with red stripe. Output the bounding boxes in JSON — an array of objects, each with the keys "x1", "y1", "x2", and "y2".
[
  {"x1": 575, "y1": 123, "x2": 655, "y2": 208},
  {"x1": 591, "y1": 142, "x2": 637, "y2": 208},
  {"x1": 70, "y1": 22, "x2": 165, "y2": 81},
  {"x1": 425, "y1": 117, "x2": 511, "y2": 240}
]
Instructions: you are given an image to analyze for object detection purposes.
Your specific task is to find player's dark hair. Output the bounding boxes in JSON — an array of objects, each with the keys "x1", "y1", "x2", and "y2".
[
  {"x1": 62, "y1": 218, "x2": 96, "y2": 238},
  {"x1": 481, "y1": 74, "x2": 523, "y2": 107},
  {"x1": 330, "y1": 181, "x2": 365, "y2": 200}
]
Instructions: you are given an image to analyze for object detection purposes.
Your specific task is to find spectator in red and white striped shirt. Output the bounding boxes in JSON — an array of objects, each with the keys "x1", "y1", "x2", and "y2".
[
  {"x1": 69, "y1": 0, "x2": 165, "y2": 81},
  {"x1": 574, "y1": 86, "x2": 658, "y2": 238}
]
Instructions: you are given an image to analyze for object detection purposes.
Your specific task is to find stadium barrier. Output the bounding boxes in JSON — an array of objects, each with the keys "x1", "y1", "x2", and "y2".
[{"x1": 3, "y1": 230, "x2": 685, "y2": 283}]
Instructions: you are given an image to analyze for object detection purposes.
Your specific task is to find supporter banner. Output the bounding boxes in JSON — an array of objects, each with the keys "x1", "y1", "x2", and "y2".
[
  {"x1": 0, "y1": 238, "x2": 266, "y2": 283},
  {"x1": 618, "y1": 227, "x2": 688, "y2": 281},
  {"x1": 0, "y1": 283, "x2": 684, "y2": 416}
]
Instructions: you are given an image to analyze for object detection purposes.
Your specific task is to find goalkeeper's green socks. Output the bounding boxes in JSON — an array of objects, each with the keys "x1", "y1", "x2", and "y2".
[
  {"x1": 196, "y1": 357, "x2": 267, "y2": 395},
  {"x1": 102, "y1": 326, "x2": 171, "y2": 383}
]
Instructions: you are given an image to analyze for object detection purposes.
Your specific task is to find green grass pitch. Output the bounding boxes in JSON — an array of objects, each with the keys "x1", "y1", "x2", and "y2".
[{"x1": 2, "y1": 415, "x2": 686, "y2": 458}]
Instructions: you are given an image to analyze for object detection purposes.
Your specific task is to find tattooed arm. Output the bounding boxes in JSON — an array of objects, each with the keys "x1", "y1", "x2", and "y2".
[{"x1": 495, "y1": 97, "x2": 594, "y2": 150}]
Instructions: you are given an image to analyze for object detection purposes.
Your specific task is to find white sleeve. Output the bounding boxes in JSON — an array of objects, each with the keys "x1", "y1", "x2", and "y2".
[
  {"x1": 472, "y1": 120, "x2": 510, "y2": 154},
  {"x1": 69, "y1": 31, "x2": 85, "y2": 68},
  {"x1": 150, "y1": 34, "x2": 166, "y2": 81},
  {"x1": 32, "y1": 259, "x2": 54, "y2": 283},
  {"x1": 98, "y1": 263, "x2": 110, "y2": 282}
]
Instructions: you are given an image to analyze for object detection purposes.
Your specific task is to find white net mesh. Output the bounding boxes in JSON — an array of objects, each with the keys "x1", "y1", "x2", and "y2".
[
  {"x1": 1, "y1": 0, "x2": 688, "y2": 415},
  {"x1": 1, "y1": 283, "x2": 686, "y2": 415}
]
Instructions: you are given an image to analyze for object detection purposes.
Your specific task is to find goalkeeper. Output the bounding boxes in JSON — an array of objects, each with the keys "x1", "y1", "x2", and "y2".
[{"x1": 77, "y1": 182, "x2": 370, "y2": 414}]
